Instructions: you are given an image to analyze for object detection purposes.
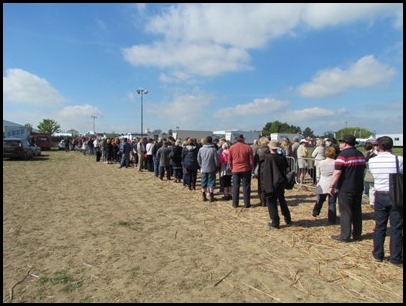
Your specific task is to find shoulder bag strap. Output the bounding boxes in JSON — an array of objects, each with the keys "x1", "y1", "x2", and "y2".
[{"x1": 395, "y1": 155, "x2": 399, "y2": 173}]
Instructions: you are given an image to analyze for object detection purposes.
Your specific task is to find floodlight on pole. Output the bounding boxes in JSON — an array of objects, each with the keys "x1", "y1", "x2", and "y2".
[
  {"x1": 91, "y1": 115, "x2": 97, "y2": 133},
  {"x1": 136, "y1": 89, "x2": 148, "y2": 137}
]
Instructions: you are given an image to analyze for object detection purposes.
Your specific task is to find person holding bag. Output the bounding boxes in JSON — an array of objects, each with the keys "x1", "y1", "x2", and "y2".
[{"x1": 368, "y1": 136, "x2": 403, "y2": 265}]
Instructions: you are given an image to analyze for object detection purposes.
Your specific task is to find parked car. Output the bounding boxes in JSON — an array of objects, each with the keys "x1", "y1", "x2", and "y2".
[{"x1": 3, "y1": 138, "x2": 34, "y2": 159}]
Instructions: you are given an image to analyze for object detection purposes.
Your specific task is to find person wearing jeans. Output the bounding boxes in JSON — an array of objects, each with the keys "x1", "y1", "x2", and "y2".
[{"x1": 228, "y1": 134, "x2": 254, "y2": 208}]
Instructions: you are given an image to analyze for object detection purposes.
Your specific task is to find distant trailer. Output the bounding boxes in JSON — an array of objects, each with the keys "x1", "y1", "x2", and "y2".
[
  {"x1": 172, "y1": 130, "x2": 213, "y2": 141},
  {"x1": 270, "y1": 133, "x2": 304, "y2": 143},
  {"x1": 375, "y1": 133, "x2": 403, "y2": 147}
]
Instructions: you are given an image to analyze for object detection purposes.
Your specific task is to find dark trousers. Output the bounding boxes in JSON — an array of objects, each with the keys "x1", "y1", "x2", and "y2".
[
  {"x1": 232, "y1": 171, "x2": 251, "y2": 207},
  {"x1": 337, "y1": 191, "x2": 363, "y2": 240},
  {"x1": 159, "y1": 166, "x2": 171, "y2": 179},
  {"x1": 186, "y1": 169, "x2": 198, "y2": 190},
  {"x1": 373, "y1": 192, "x2": 403, "y2": 263},
  {"x1": 313, "y1": 193, "x2": 337, "y2": 223},
  {"x1": 265, "y1": 187, "x2": 291, "y2": 227}
]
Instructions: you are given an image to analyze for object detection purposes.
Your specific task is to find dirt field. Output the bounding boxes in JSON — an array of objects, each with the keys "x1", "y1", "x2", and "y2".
[{"x1": 3, "y1": 150, "x2": 403, "y2": 302}]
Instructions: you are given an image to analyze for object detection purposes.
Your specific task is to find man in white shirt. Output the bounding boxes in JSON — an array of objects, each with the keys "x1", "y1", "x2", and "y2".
[{"x1": 368, "y1": 136, "x2": 403, "y2": 265}]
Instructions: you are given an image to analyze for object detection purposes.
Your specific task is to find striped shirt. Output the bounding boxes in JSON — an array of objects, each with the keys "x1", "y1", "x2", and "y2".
[
  {"x1": 368, "y1": 152, "x2": 403, "y2": 192},
  {"x1": 334, "y1": 147, "x2": 366, "y2": 192}
]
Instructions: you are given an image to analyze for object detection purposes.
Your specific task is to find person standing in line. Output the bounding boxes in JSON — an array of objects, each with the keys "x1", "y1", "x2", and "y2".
[
  {"x1": 228, "y1": 134, "x2": 254, "y2": 208},
  {"x1": 219, "y1": 141, "x2": 233, "y2": 201},
  {"x1": 197, "y1": 136, "x2": 219, "y2": 202},
  {"x1": 311, "y1": 138, "x2": 326, "y2": 184},
  {"x1": 217, "y1": 138, "x2": 227, "y2": 196},
  {"x1": 325, "y1": 138, "x2": 340, "y2": 157},
  {"x1": 297, "y1": 139, "x2": 309, "y2": 185},
  {"x1": 368, "y1": 136, "x2": 403, "y2": 265},
  {"x1": 312, "y1": 146, "x2": 338, "y2": 224},
  {"x1": 280, "y1": 137, "x2": 293, "y2": 157},
  {"x1": 364, "y1": 140, "x2": 379, "y2": 207},
  {"x1": 171, "y1": 139, "x2": 184, "y2": 183},
  {"x1": 145, "y1": 138, "x2": 154, "y2": 172},
  {"x1": 118, "y1": 137, "x2": 131, "y2": 168},
  {"x1": 182, "y1": 138, "x2": 200, "y2": 191},
  {"x1": 136, "y1": 137, "x2": 147, "y2": 172},
  {"x1": 156, "y1": 139, "x2": 172, "y2": 180},
  {"x1": 250, "y1": 139, "x2": 260, "y2": 177},
  {"x1": 253, "y1": 137, "x2": 270, "y2": 206},
  {"x1": 329, "y1": 135, "x2": 366, "y2": 242},
  {"x1": 260, "y1": 140, "x2": 291, "y2": 229},
  {"x1": 291, "y1": 136, "x2": 300, "y2": 160}
]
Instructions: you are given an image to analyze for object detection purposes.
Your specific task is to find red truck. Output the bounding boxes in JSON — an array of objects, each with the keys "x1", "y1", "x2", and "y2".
[{"x1": 31, "y1": 133, "x2": 52, "y2": 151}]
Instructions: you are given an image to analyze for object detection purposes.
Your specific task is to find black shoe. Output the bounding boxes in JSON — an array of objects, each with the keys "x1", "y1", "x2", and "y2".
[
  {"x1": 373, "y1": 257, "x2": 383, "y2": 263},
  {"x1": 244, "y1": 204, "x2": 252, "y2": 208},
  {"x1": 312, "y1": 211, "x2": 318, "y2": 217},
  {"x1": 285, "y1": 219, "x2": 292, "y2": 226},
  {"x1": 389, "y1": 261, "x2": 403, "y2": 267},
  {"x1": 268, "y1": 221, "x2": 280, "y2": 229},
  {"x1": 330, "y1": 235, "x2": 351, "y2": 242},
  {"x1": 232, "y1": 204, "x2": 238, "y2": 208}
]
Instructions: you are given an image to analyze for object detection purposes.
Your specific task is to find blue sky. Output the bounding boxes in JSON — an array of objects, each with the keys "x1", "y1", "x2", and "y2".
[{"x1": 3, "y1": 3, "x2": 403, "y2": 136}]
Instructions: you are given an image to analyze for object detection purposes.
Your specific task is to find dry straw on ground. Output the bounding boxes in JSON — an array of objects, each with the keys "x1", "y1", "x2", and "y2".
[{"x1": 3, "y1": 151, "x2": 403, "y2": 302}]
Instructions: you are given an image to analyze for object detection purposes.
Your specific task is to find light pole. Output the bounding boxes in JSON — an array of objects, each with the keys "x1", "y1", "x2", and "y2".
[
  {"x1": 136, "y1": 89, "x2": 148, "y2": 137},
  {"x1": 91, "y1": 115, "x2": 97, "y2": 133}
]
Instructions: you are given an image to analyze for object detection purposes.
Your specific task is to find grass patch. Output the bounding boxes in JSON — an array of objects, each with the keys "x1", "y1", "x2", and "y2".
[
  {"x1": 118, "y1": 221, "x2": 133, "y2": 228},
  {"x1": 39, "y1": 270, "x2": 82, "y2": 293}
]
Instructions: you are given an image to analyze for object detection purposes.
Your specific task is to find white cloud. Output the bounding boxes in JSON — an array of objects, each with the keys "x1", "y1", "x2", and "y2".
[
  {"x1": 123, "y1": 42, "x2": 251, "y2": 77},
  {"x1": 215, "y1": 97, "x2": 288, "y2": 119},
  {"x1": 3, "y1": 68, "x2": 67, "y2": 105},
  {"x1": 298, "y1": 55, "x2": 396, "y2": 98},
  {"x1": 55, "y1": 104, "x2": 102, "y2": 133},
  {"x1": 147, "y1": 93, "x2": 212, "y2": 130},
  {"x1": 123, "y1": 4, "x2": 402, "y2": 80},
  {"x1": 301, "y1": 3, "x2": 402, "y2": 28}
]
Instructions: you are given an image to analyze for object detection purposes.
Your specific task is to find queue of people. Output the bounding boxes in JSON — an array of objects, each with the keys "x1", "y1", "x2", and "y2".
[{"x1": 82, "y1": 133, "x2": 402, "y2": 266}]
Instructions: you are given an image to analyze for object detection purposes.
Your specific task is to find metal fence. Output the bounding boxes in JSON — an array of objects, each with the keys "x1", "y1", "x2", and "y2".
[{"x1": 286, "y1": 156, "x2": 317, "y2": 187}]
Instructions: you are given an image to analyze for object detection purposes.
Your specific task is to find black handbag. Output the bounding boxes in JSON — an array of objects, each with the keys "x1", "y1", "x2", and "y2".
[
  {"x1": 389, "y1": 156, "x2": 403, "y2": 213},
  {"x1": 285, "y1": 170, "x2": 296, "y2": 190}
]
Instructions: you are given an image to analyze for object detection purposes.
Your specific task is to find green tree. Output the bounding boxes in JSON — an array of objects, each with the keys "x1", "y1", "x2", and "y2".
[
  {"x1": 262, "y1": 120, "x2": 301, "y2": 136},
  {"x1": 302, "y1": 127, "x2": 315, "y2": 138},
  {"x1": 322, "y1": 131, "x2": 335, "y2": 139},
  {"x1": 336, "y1": 127, "x2": 374, "y2": 140},
  {"x1": 66, "y1": 129, "x2": 79, "y2": 136},
  {"x1": 37, "y1": 119, "x2": 61, "y2": 134}
]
